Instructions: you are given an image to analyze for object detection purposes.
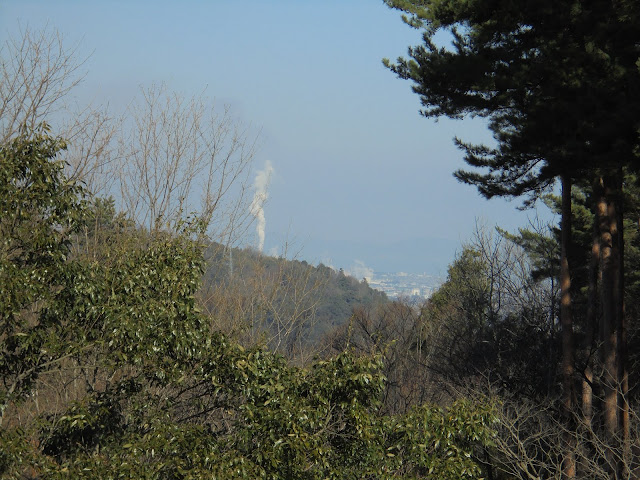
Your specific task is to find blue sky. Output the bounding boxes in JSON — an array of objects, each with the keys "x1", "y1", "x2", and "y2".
[{"x1": 1, "y1": 0, "x2": 554, "y2": 275}]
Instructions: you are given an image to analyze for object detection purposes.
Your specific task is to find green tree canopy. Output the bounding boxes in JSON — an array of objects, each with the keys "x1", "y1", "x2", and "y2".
[
  {"x1": 0, "y1": 125, "x2": 86, "y2": 424},
  {"x1": 0, "y1": 127, "x2": 497, "y2": 479}
]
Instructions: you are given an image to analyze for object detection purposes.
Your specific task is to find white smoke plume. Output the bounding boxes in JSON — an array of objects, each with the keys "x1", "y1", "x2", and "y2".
[
  {"x1": 250, "y1": 160, "x2": 273, "y2": 252},
  {"x1": 348, "y1": 260, "x2": 374, "y2": 283}
]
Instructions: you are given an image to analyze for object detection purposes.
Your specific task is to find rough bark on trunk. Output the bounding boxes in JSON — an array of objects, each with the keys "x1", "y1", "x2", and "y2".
[
  {"x1": 560, "y1": 173, "x2": 575, "y2": 480},
  {"x1": 582, "y1": 212, "x2": 600, "y2": 426},
  {"x1": 614, "y1": 168, "x2": 629, "y2": 477},
  {"x1": 597, "y1": 174, "x2": 619, "y2": 477}
]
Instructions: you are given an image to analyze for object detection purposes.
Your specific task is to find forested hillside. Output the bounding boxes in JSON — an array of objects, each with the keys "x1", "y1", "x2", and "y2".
[
  {"x1": 199, "y1": 242, "x2": 388, "y2": 358},
  {"x1": 0, "y1": 27, "x2": 492, "y2": 479},
  {"x1": 0, "y1": 129, "x2": 492, "y2": 478}
]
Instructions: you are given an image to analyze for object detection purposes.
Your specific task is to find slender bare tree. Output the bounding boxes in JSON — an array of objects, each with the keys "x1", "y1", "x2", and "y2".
[
  {"x1": 116, "y1": 83, "x2": 258, "y2": 243},
  {"x1": 0, "y1": 26, "x2": 118, "y2": 195},
  {"x1": 0, "y1": 27, "x2": 85, "y2": 142}
]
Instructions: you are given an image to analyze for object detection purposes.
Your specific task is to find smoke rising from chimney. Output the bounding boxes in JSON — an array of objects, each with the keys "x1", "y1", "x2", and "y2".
[{"x1": 250, "y1": 160, "x2": 273, "y2": 252}]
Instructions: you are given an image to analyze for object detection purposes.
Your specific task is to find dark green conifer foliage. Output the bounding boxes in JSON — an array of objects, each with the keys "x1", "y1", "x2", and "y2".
[
  {"x1": 384, "y1": 0, "x2": 639, "y2": 476},
  {"x1": 384, "y1": 0, "x2": 639, "y2": 199}
]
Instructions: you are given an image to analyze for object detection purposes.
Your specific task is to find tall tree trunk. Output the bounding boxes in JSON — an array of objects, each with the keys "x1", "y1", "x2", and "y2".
[
  {"x1": 614, "y1": 167, "x2": 629, "y2": 477},
  {"x1": 597, "y1": 174, "x2": 619, "y2": 477},
  {"x1": 583, "y1": 209, "x2": 600, "y2": 427},
  {"x1": 560, "y1": 173, "x2": 576, "y2": 480}
]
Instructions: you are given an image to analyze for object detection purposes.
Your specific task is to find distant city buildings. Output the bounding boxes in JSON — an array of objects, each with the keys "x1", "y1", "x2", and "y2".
[{"x1": 367, "y1": 272, "x2": 443, "y2": 301}]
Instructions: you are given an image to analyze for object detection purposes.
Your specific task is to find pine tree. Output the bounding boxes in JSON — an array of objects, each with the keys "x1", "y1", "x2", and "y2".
[{"x1": 385, "y1": 0, "x2": 640, "y2": 476}]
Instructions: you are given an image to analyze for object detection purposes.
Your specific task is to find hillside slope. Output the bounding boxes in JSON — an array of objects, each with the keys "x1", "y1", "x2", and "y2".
[{"x1": 199, "y1": 243, "x2": 388, "y2": 357}]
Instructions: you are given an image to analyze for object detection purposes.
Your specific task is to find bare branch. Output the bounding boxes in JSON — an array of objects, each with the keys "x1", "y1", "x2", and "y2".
[{"x1": 116, "y1": 84, "x2": 258, "y2": 243}]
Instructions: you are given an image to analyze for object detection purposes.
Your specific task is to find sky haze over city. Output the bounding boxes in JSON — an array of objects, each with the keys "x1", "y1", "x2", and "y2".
[{"x1": 1, "y1": 0, "x2": 554, "y2": 275}]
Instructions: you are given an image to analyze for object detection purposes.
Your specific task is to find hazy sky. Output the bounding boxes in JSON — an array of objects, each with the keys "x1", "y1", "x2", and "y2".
[{"x1": 1, "y1": 0, "x2": 554, "y2": 275}]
